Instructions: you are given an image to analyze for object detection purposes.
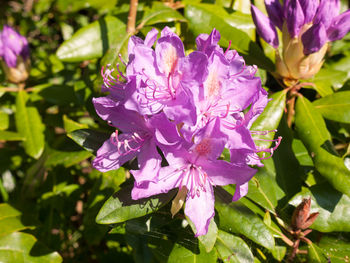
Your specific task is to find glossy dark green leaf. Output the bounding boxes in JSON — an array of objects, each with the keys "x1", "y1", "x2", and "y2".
[
  {"x1": 187, "y1": 217, "x2": 218, "y2": 253},
  {"x1": 56, "y1": 16, "x2": 126, "y2": 62},
  {"x1": 15, "y1": 90, "x2": 45, "y2": 159},
  {"x1": 215, "y1": 230, "x2": 254, "y2": 263},
  {"x1": 0, "y1": 131, "x2": 25, "y2": 141},
  {"x1": 137, "y1": 2, "x2": 186, "y2": 27},
  {"x1": 96, "y1": 183, "x2": 176, "y2": 224},
  {"x1": 306, "y1": 68, "x2": 347, "y2": 97},
  {"x1": 271, "y1": 116, "x2": 303, "y2": 200},
  {"x1": 0, "y1": 232, "x2": 62, "y2": 263},
  {"x1": 168, "y1": 243, "x2": 217, "y2": 263},
  {"x1": 295, "y1": 96, "x2": 350, "y2": 196},
  {"x1": 292, "y1": 139, "x2": 313, "y2": 166},
  {"x1": 251, "y1": 90, "x2": 287, "y2": 149},
  {"x1": 246, "y1": 159, "x2": 284, "y2": 213},
  {"x1": 215, "y1": 200, "x2": 275, "y2": 250},
  {"x1": 67, "y1": 129, "x2": 110, "y2": 154},
  {"x1": 184, "y1": 3, "x2": 274, "y2": 71},
  {"x1": 317, "y1": 235, "x2": 350, "y2": 263},
  {"x1": 247, "y1": 116, "x2": 303, "y2": 211},
  {"x1": 313, "y1": 91, "x2": 350, "y2": 123},
  {"x1": 289, "y1": 183, "x2": 350, "y2": 232}
]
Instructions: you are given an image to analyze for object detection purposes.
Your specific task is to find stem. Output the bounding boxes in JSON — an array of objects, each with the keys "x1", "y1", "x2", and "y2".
[{"x1": 127, "y1": 0, "x2": 138, "y2": 34}]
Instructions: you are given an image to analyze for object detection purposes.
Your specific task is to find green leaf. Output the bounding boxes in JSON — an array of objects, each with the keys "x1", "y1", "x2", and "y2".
[
  {"x1": 0, "y1": 131, "x2": 25, "y2": 141},
  {"x1": 308, "y1": 243, "x2": 328, "y2": 263},
  {"x1": 215, "y1": 200, "x2": 275, "y2": 250},
  {"x1": 270, "y1": 246, "x2": 287, "y2": 262},
  {"x1": 187, "y1": 217, "x2": 218, "y2": 252},
  {"x1": 0, "y1": 232, "x2": 62, "y2": 263},
  {"x1": 307, "y1": 68, "x2": 347, "y2": 97},
  {"x1": 292, "y1": 139, "x2": 313, "y2": 166},
  {"x1": 251, "y1": 90, "x2": 287, "y2": 149},
  {"x1": 184, "y1": 3, "x2": 274, "y2": 71},
  {"x1": 168, "y1": 243, "x2": 217, "y2": 263},
  {"x1": 247, "y1": 116, "x2": 303, "y2": 211},
  {"x1": 137, "y1": 2, "x2": 187, "y2": 27},
  {"x1": 246, "y1": 159, "x2": 284, "y2": 213},
  {"x1": 215, "y1": 230, "x2": 254, "y2": 263},
  {"x1": 63, "y1": 115, "x2": 88, "y2": 133},
  {"x1": 295, "y1": 96, "x2": 350, "y2": 197},
  {"x1": 56, "y1": 16, "x2": 127, "y2": 62},
  {"x1": 67, "y1": 129, "x2": 110, "y2": 154},
  {"x1": 313, "y1": 91, "x2": 350, "y2": 123},
  {"x1": 15, "y1": 90, "x2": 45, "y2": 159},
  {"x1": 96, "y1": 183, "x2": 176, "y2": 224},
  {"x1": 45, "y1": 150, "x2": 92, "y2": 168},
  {"x1": 289, "y1": 183, "x2": 350, "y2": 232},
  {"x1": 0, "y1": 111, "x2": 9, "y2": 130},
  {"x1": 0, "y1": 204, "x2": 29, "y2": 237},
  {"x1": 317, "y1": 235, "x2": 350, "y2": 263},
  {"x1": 272, "y1": 116, "x2": 304, "y2": 200}
]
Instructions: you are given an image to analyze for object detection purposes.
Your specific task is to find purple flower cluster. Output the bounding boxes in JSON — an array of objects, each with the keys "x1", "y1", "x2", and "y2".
[
  {"x1": 0, "y1": 25, "x2": 30, "y2": 83},
  {"x1": 0, "y1": 25, "x2": 29, "y2": 68},
  {"x1": 93, "y1": 28, "x2": 280, "y2": 236},
  {"x1": 251, "y1": 0, "x2": 350, "y2": 80}
]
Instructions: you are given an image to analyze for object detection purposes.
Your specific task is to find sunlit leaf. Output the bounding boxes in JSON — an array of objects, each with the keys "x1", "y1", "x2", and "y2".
[
  {"x1": 15, "y1": 90, "x2": 45, "y2": 159},
  {"x1": 295, "y1": 96, "x2": 350, "y2": 197}
]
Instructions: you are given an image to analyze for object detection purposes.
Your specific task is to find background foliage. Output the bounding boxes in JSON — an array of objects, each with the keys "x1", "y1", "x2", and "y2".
[{"x1": 1, "y1": 0, "x2": 350, "y2": 262}]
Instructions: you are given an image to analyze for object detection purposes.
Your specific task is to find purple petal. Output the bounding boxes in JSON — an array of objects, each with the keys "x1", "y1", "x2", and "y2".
[
  {"x1": 131, "y1": 166, "x2": 181, "y2": 199},
  {"x1": 19, "y1": 36, "x2": 29, "y2": 60},
  {"x1": 327, "y1": 10, "x2": 350, "y2": 41},
  {"x1": 298, "y1": 0, "x2": 319, "y2": 24},
  {"x1": 2, "y1": 25, "x2": 23, "y2": 55},
  {"x1": 92, "y1": 96, "x2": 147, "y2": 132},
  {"x1": 130, "y1": 140, "x2": 161, "y2": 185},
  {"x1": 163, "y1": 90, "x2": 196, "y2": 125},
  {"x1": 232, "y1": 182, "x2": 249, "y2": 201},
  {"x1": 264, "y1": 0, "x2": 284, "y2": 30},
  {"x1": 184, "y1": 182, "x2": 215, "y2": 236},
  {"x1": 3, "y1": 47, "x2": 17, "y2": 67},
  {"x1": 93, "y1": 134, "x2": 139, "y2": 172},
  {"x1": 192, "y1": 117, "x2": 227, "y2": 159},
  {"x1": 285, "y1": 0, "x2": 305, "y2": 37},
  {"x1": 149, "y1": 112, "x2": 181, "y2": 146},
  {"x1": 251, "y1": 5, "x2": 279, "y2": 48},
  {"x1": 223, "y1": 124, "x2": 256, "y2": 153},
  {"x1": 314, "y1": 0, "x2": 340, "y2": 29},
  {"x1": 155, "y1": 34, "x2": 185, "y2": 76},
  {"x1": 244, "y1": 84, "x2": 268, "y2": 128},
  {"x1": 224, "y1": 76, "x2": 262, "y2": 112},
  {"x1": 144, "y1": 28, "x2": 159, "y2": 47},
  {"x1": 200, "y1": 159, "x2": 256, "y2": 186},
  {"x1": 160, "y1": 26, "x2": 177, "y2": 37},
  {"x1": 302, "y1": 22, "x2": 327, "y2": 55},
  {"x1": 179, "y1": 51, "x2": 208, "y2": 88},
  {"x1": 196, "y1": 28, "x2": 222, "y2": 56}
]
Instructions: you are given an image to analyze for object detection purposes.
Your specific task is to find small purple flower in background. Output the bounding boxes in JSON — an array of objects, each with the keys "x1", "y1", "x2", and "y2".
[
  {"x1": 0, "y1": 25, "x2": 30, "y2": 83},
  {"x1": 251, "y1": 0, "x2": 350, "y2": 83},
  {"x1": 93, "y1": 27, "x2": 281, "y2": 236}
]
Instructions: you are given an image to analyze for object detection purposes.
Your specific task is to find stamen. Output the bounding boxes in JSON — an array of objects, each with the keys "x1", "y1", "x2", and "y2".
[{"x1": 224, "y1": 40, "x2": 232, "y2": 55}]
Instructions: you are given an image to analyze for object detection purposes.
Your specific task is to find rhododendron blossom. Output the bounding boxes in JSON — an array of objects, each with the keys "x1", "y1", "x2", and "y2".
[
  {"x1": 93, "y1": 27, "x2": 281, "y2": 236},
  {"x1": 251, "y1": 0, "x2": 350, "y2": 82}
]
